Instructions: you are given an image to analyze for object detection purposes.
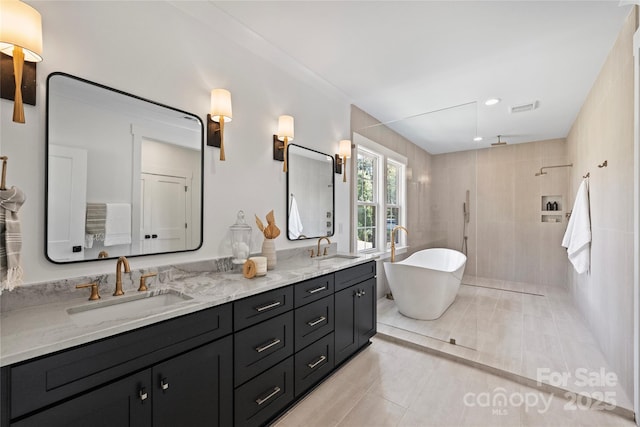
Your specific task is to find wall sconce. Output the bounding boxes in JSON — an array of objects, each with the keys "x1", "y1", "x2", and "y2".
[
  {"x1": 0, "y1": 0, "x2": 43, "y2": 124},
  {"x1": 335, "y1": 139, "x2": 351, "y2": 183},
  {"x1": 273, "y1": 115, "x2": 294, "y2": 172},
  {"x1": 207, "y1": 88, "x2": 232, "y2": 161}
]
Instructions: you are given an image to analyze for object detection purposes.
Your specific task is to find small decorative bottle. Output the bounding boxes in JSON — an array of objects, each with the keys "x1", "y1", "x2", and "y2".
[{"x1": 552, "y1": 201, "x2": 558, "y2": 211}]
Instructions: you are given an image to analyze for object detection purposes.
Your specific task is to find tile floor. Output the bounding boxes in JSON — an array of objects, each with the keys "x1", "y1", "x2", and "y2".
[
  {"x1": 376, "y1": 275, "x2": 634, "y2": 415},
  {"x1": 273, "y1": 337, "x2": 636, "y2": 426}
]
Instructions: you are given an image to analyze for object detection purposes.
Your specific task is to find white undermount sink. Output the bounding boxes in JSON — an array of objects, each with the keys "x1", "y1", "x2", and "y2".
[
  {"x1": 316, "y1": 254, "x2": 360, "y2": 263},
  {"x1": 67, "y1": 289, "x2": 193, "y2": 324}
]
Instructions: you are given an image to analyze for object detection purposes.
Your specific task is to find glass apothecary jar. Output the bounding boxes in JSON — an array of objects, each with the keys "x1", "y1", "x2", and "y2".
[{"x1": 230, "y1": 210, "x2": 252, "y2": 264}]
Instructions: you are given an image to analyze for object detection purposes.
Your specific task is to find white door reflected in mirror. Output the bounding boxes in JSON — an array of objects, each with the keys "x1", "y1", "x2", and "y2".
[{"x1": 46, "y1": 72, "x2": 203, "y2": 263}]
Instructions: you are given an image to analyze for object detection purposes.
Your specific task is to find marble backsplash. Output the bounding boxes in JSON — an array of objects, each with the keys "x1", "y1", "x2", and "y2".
[{"x1": 0, "y1": 242, "x2": 337, "y2": 313}]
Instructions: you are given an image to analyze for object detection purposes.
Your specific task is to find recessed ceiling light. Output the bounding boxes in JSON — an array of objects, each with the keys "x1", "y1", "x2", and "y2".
[
  {"x1": 484, "y1": 98, "x2": 501, "y2": 106},
  {"x1": 473, "y1": 136, "x2": 483, "y2": 142}
]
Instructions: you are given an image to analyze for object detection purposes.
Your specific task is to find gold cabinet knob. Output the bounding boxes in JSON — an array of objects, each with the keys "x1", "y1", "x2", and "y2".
[
  {"x1": 76, "y1": 282, "x2": 100, "y2": 300},
  {"x1": 138, "y1": 273, "x2": 157, "y2": 292}
]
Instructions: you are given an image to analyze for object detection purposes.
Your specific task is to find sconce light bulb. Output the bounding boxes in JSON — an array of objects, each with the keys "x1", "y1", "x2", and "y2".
[
  {"x1": 277, "y1": 115, "x2": 294, "y2": 142},
  {"x1": 210, "y1": 88, "x2": 232, "y2": 123}
]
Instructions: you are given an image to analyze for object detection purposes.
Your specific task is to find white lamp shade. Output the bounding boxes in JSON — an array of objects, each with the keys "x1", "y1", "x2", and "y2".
[
  {"x1": 0, "y1": 0, "x2": 43, "y2": 62},
  {"x1": 339, "y1": 140, "x2": 351, "y2": 158},
  {"x1": 210, "y1": 89, "x2": 232, "y2": 123},
  {"x1": 277, "y1": 115, "x2": 294, "y2": 141}
]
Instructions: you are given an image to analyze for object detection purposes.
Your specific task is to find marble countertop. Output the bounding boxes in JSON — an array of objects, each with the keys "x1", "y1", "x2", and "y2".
[{"x1": 0, "y1": 253, "x2": 376, "y2": 367}]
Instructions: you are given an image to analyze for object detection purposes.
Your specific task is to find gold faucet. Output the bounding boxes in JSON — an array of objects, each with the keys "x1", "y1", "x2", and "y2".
[
  {"x1": 317, "y1": 236, "x2": 331, "y2": 257},
  {"x1": 390, "y1": 226, "x2": 408, "y2": 262},
  {"x1": 114, "y1": 256, "x2": 130, "y2": 296}
]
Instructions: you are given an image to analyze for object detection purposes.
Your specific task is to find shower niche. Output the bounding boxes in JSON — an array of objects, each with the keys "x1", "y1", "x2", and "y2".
[{"x1": 541, "y1": 195, "x2": 564, "y2": 223}]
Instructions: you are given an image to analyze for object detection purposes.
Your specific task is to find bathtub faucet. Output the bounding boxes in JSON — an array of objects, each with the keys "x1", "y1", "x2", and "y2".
[{"x1": 391, "y1": 226, "x2": 408, "y2": 262}]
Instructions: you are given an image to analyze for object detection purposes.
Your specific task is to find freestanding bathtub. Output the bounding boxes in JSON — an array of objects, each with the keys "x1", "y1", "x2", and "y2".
[{"x1": 383, "y1": 248, "x2": 467, "y2": 320}]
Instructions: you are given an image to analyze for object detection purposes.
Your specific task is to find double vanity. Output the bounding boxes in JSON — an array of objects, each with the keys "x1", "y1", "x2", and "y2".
[
  {"x1": 0, "y1": 71, "x2": 371, "y2": 426},
  {"x1": 0, "y1": 254, "x2": 377, "y2": 427}
]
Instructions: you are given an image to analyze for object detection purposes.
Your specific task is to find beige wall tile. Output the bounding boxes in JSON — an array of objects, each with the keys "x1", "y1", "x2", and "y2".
[{"x1": 564, "y1": 9, "x2": 636, "y2": 400}]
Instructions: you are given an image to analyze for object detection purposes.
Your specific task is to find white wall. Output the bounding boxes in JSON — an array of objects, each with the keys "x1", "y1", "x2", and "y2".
[{"x1": 0, "y1": 1, "x2": 351, "y2": 284}]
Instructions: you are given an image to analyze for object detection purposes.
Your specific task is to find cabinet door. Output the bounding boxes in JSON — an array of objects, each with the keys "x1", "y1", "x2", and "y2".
[
  {"x1": 357, "y1": 278, "x2": 377, "y2": 346},
  {"x1": 334, "y1": 286, "x2": 358, "y2": 365},
  {"x1": 11, "y1": 371, "x2": 150, "y2": 427},
  {"x1": 152, "y1": 336, "x2": 233, "y2": 427}
]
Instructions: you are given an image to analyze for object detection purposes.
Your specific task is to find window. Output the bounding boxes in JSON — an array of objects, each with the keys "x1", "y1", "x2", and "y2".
[
  {"x1": 356, "y1": 150, "x2": 378, "y2": 251},
  {"x1": 354, "y1": 136, "x2": 406, "y2": 254},
  {"x1": 386, "y1": 159, "x2": 402, "y2": 249}
]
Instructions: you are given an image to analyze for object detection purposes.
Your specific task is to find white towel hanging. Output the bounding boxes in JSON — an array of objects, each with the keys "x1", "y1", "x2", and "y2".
[
  {"x1": 288, "y1": 195, "x2": 304, "y2": 239},
  {"x1": 104, "y1": 203, "x2": 132, "y2": 246},
  {"x1": 562, "y1": 180, "x2": 591, "y2": 274}
]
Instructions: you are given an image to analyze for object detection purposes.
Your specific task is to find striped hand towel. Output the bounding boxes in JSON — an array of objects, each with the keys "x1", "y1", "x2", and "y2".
[
  {"x1": 85, "y1": 203, "x2": 106, "y2": 248},
  {"x1": 1, "y1": 187, "x2": 26, "y2": 293}
]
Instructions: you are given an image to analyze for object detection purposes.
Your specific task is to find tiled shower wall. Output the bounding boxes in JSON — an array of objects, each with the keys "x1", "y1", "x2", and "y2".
[
  {"x1": 430, "y1": 138, "x2": 570, "y2": 287},
  {"x1": 565, "y1": 8, "x2": 637, "y2": 403}
]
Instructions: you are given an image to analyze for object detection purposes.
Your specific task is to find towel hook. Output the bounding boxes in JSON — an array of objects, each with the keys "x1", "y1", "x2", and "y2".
[
  {"x1": 0, "y1": 156, "x2": 8, "y2": 191},
  {"x1": 583, "y1": 172, "x2": 590, "y2": 179},
  {"x1": 597, "y1": 160, "x2": 608, "y2": 168}
]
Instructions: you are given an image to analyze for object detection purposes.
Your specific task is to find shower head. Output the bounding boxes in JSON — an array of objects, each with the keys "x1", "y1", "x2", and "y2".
[{"x1": 535, "y1": 163, "x2": 572, "y2": 176}]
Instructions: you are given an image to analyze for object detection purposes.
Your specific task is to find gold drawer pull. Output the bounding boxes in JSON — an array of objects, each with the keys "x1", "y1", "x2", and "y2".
[
  {"x1": 255, "y1": 301, "x2": 282, "y2": 312},
  {"x1": 307, "y1": 286, "x2": 327, "y2": 294},
  {"x1": 255, "y1": 338, "x2": 281, "y2": 353},
  {"x1": 255, "y1": 386, "x2": 281, "y2": 406},
  {"x1": 307, "y1": 316, "x2": 326, "y2": 327},
  {"x1": 307, "y1": 355, "x2": 327, "y2": 369}
]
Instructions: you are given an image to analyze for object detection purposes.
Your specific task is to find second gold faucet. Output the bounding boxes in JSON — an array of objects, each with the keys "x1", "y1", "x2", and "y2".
[
  {"x1": 114, "y1": 256, "x2": 130, "y2": 296},
  {"x1": 390, "y1": 226, "x2": 408, "y2": 263},
  {"x1": 317, "y1": 236, "x2": 331, "y2": 257}
]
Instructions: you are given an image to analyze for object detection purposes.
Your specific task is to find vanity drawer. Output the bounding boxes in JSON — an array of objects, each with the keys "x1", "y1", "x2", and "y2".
[
  {"x1": 334, "y1": 261, "x2": 376, "y2": 292},
  {"x1": 294, "y1": 274, "x2": 334, "y2": 308},
  {"x1": 234, "y1": 357, "x2": 294, "y2": 427},
  {"x1": 294, "y1": 332, "x2": 334, "y2": 398},
  {"x1": 294, "y1": 295, "x2": 334, "y2": 352},
  {"x1": 9, "y1": 303, "x2": 232, "y2": 419},
  {"x1": 234, "y1": 286, "x2": 293, "y2": 331},
  {"x1": 234, "y1": 311, "x2": 294, "y2": 386}
]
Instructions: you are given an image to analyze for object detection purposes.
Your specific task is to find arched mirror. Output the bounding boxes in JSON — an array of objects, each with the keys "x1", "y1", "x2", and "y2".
[
  {"x1": 46, "y1": 72, "x2": 203, "y2": 263},
  {"x1": 286, "y1": 144, "x2": 335, "y2": 240}
]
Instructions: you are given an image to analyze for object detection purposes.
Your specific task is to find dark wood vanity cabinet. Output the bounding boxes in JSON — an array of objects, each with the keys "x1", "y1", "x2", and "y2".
[
  {"x1": 230, "y1": 261, "x2": 376, "y2": 427},
  {"x1": 9, "y1": 337, "x2": 233, "y2": 427},
  {"x1": 1, "y1": 260, "x2": 376, "y2": 427},
  {"x1": 2, "y1": 304, "x2": 233, "y2": 427},
  {"x1": 334, "y1": 265, "x2": 377, "y2": 365}
]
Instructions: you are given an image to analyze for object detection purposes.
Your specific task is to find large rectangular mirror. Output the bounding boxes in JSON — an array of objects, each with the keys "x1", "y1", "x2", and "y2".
[
  {"x1": 46, "y1": 72, "x2": 203, "y2": 263},
  {"x1": 286, "y1": 144, "x2": 334, "y2": 240}
]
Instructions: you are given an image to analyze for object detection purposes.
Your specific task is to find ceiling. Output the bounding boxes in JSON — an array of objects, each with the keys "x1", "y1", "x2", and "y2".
[{"x1": 206, "y1": 1, "x2": 633, "y2": 154}]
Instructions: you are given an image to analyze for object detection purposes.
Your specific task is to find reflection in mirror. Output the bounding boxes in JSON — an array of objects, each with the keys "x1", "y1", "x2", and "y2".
[
  {"x1": 286, "y1": 144, "x2": 335, "y2": 240},
  {"x1": 46, "y1": 72, "x2": 203, "y2": 263}
]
